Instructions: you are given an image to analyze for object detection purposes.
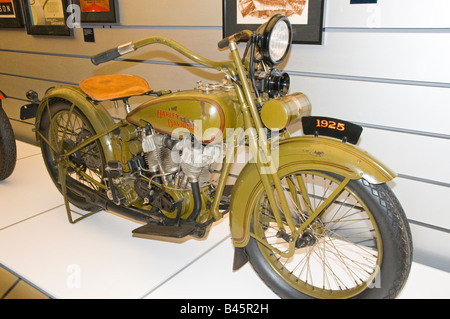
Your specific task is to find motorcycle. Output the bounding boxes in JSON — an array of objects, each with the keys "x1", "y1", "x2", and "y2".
[
  {"x1": 23, "y1": 15, "x2": 412, "y2": 299},
  {"x1": 0, "y1": 90, "x2": 17, "y2": 181}
]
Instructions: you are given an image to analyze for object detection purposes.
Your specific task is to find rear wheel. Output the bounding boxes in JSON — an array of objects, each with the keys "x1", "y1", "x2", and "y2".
[
  {"x1": 0, "y1": 103, "x2": 17, "y2": 181},
  {"x1": 39, "y1": 100, "x2": 106, "y2": 211},
  {"x1": 245, "y1": 169, "x2": 412, "y2": 299}
]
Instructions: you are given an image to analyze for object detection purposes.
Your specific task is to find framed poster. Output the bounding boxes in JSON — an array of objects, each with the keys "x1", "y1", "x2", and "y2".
[
  {"x1": 72, "y1": 0, "x2": 118, "y2": 24},
  {"x1": 22, "y1": 0, "x2": 72, "y2": 36},
  {"x1": 0, "y1": 0, "x2": 24, "y2": 28},
  {"x1": 223, "y1": 0, "x2": 325, "y2": 44}
]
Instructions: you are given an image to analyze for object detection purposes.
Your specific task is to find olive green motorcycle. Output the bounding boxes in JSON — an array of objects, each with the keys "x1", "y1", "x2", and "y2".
[{"x1": 26, "y1": 15, "x2": 412, "y2": 299}]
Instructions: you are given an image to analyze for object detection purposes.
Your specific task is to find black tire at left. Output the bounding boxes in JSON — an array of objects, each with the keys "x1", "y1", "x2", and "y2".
[{"x1": 0, "y1": 103, "x2": 17, "y2": 181}]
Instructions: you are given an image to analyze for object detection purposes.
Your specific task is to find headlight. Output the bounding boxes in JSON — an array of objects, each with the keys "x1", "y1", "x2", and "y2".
[{"x1": 257, "y1": 14, "x2": 292, "y2": 66}]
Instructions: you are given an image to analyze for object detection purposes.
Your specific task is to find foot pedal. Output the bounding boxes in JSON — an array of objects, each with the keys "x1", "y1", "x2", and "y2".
[{"x1": 132, "y1": 223, "x2": 196, "y2": 239}]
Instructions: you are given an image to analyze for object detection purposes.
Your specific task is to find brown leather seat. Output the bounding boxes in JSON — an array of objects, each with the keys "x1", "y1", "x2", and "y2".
[{"x1": 80, "y1": 74, "x2": 152, "y2": 101}]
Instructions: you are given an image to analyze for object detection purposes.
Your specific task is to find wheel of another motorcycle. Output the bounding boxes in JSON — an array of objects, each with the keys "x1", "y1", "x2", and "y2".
[
  {"x1": 245, "y1": 169, "x2": 412, "y2": 299},
  {"x1": 0, "y1": 104, "x2": 17, "y2": 181},
  {"x1": 39, "y1": 99, "x2": 106, "y2": 211}
]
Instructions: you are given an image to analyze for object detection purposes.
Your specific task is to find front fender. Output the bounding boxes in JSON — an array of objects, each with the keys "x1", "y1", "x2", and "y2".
[
  {"x1": 35, "y1": 86, "x2": 117, "y2": 162},
  {"x1": 229, "y1": 136, "x2": 396, "y2": 249}
]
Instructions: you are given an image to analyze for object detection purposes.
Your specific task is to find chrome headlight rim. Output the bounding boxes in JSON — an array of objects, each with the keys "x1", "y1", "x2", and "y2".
[{"x1": 258, "y1": 14, "x2": 293, "y2": 66}]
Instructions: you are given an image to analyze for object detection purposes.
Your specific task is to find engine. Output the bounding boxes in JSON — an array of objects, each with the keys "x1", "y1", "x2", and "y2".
[
  {"x1": 140, "y1": 127, "x2": 221, "y2": 189},
  {"x1": 105, "y1": 123, "x2": 222, "y2": 221}
]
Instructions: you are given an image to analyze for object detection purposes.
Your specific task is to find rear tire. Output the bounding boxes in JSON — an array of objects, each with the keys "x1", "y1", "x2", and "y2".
[
  {"x1": 39, "y1": 99, "x2": 106, "y2": 211},
  {"x1": 245, "y1": 169, "x2": 412, "y2": 299},
  {"x1": 0, "y1": 103, "x2": 17, "y2": 181}
]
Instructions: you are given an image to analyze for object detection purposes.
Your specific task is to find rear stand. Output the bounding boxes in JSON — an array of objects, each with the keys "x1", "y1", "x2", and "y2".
[{"x1": 58, "y1": 161, "x2": 101, "y2": 224}]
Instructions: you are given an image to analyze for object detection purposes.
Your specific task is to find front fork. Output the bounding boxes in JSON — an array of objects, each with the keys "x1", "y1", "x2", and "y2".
[{"x1": 228, "y1": 42, "x2": 349, "y2": 258}]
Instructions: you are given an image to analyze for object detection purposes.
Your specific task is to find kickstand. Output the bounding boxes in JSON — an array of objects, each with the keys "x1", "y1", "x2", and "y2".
[{"x1": 59, "y1": 161, "x2": 100, "y2": 224}]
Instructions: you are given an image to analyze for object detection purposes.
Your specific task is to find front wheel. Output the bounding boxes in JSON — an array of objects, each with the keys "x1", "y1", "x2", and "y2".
[{"x1": 245, "y1": 170, "x2": 412, "y2": 299}]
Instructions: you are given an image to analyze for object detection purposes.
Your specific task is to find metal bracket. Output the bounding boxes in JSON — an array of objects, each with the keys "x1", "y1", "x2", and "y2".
[{"x1": 58, "y1": 160, "x2": 100, "y2": 224}]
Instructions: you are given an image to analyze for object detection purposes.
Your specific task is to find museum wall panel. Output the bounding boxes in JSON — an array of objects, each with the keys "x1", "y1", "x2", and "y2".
[
  {"x1": 286, "y1": 31, "x2": 450, "y2": 84},
  {"x1": 326, "y1": 0, "x2": 450, "y2": 29},
  {"x1": 0, "y1": 0, "x2": 449, "y2": 271}
]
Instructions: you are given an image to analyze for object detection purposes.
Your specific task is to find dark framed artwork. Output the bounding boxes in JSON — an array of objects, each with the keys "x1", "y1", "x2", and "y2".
[
  {"x1": 22, "y1": 0, "x2": 72, "y2": 36},
  {"x1": 350, "y1": 0, "x2": 377, "y2": 3},
  {"x1": 223, "y1": 0, "x2": 325, "y2": 44},
  {"x1": 71, "y1": 0, "x2": 118, "y2": 24},
  {"x1": 0, "y1": 0, "x2": 24, "y2": 28}
]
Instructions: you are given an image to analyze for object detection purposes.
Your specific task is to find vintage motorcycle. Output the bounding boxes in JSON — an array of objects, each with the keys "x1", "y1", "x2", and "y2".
[
  {"x1": 0, "y1": 90, "x2": 17, "y2": 181},
  {"x1": 24, "y1": 15, "x2": 412, "y2": 298}
]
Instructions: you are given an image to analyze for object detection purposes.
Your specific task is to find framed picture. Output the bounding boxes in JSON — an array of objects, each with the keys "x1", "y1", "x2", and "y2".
[
  {"x1": 223, "y1": 0, "x2": 325, "y2": 44},
  {"x1": 22, "y1": 0, "x2": 72, "y2": 36},
  {"x1": 0, "y1": 0, "x2": 24, "y2": 28},
  {"x1": 71, "y1": 0, "x2": 118, "y2": 24}
]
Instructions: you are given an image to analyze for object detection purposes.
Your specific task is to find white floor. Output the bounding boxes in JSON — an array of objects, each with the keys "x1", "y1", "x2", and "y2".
[{"x1": 1, "y1": 140, "x2": 449, "y2": 299}]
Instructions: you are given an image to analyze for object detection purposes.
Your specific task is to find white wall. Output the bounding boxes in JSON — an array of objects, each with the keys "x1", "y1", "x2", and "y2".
[{"x1": 1, "y1": 0, "x2": 449, "y2": 271}]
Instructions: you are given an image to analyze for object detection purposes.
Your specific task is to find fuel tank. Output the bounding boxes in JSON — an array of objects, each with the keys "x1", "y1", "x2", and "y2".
[{"x1": 126, "y1": 88, "x2": 241, "y2": 144}]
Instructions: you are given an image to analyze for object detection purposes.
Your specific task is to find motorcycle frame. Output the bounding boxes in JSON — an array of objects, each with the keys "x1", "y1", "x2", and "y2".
[{"x1": 34, "y1": 36, "x2": 396, "y2": 257}]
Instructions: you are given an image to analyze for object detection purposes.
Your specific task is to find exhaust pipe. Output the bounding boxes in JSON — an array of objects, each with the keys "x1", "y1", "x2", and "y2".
[{"x1": 66, "y1": 179, "x2": 154, "y2": 224}]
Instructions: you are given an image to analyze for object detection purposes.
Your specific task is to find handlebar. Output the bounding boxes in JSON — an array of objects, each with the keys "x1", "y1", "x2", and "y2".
[
  {"x1": 90, "y1": 36, "x2": 236, "y2": 72},
  {"x1": 90, "y1": 31, "x2": 253, "y2": 67}
]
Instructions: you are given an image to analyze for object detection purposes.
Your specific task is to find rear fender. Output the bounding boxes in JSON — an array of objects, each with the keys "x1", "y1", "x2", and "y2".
[
  {"x1": 35, "y1": 86, "x2": 118, "y2": 162},
  {"x1": 229, "y1": 136, "x2": 396, "y2": 249}
]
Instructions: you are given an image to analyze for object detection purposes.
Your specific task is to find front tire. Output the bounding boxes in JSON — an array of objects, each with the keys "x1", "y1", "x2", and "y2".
[{"x1": 245, "y1": 170, "x2": 412, "y2": 299}]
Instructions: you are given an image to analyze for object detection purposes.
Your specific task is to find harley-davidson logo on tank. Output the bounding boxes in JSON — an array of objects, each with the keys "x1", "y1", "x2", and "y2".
[{"x1": 156, "y1": 109, "x2": 200, "y2": 132}]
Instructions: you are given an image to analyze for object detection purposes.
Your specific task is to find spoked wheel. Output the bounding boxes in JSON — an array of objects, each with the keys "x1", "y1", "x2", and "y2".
[
  {"x1": 245, "y1": 170, "x2": 412, "y2": 299},
  {"x1": 0, "y1": 103, "x2": 17, "y2": 181},
  {"x1": 39, "y1": 100, "x2": 106, "y2": 211}
]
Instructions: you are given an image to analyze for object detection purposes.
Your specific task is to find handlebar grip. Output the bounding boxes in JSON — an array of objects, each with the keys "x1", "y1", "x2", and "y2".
[
  {"x1": 91, "y1": 47, "x2": 121, "y2": 65},
  {"x1": 91, "y1": 42, "x2": 136, "y2": 65},
  {"x1": 218, "y1": 31, "x2": 251, "y2": 49},
  {"x1": 218, "y1": 37, "x2": 230, "y2": 49}
]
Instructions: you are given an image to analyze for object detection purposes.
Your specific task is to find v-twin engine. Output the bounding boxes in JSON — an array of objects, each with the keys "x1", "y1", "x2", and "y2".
[{"x1": 141, "y1": 128, "x2": 221, "y2": 189}]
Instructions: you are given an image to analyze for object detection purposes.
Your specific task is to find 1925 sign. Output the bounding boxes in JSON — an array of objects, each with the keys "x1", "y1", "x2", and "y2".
[{"x1": 302, "y1": 116, "x2": 363, "y2": 145}]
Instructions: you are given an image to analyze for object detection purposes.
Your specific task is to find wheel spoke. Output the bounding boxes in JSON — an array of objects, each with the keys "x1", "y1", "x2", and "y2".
[{"x1": 49, "y1": 109, "x2": 104, "y2": 191}]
